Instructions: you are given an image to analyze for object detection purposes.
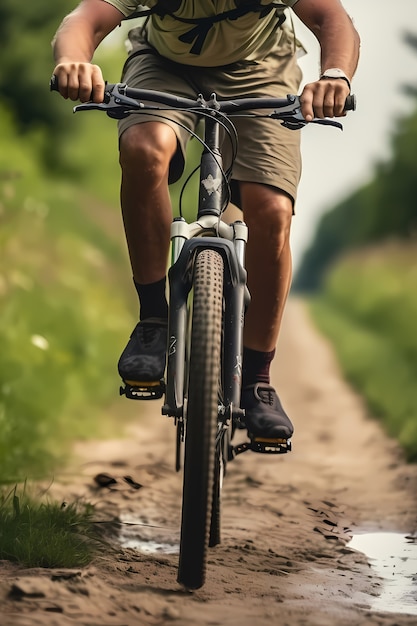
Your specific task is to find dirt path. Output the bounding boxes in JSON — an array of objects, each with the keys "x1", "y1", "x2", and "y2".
[{"x1": 2, "y1": 299, "x2": 417, "y2": 626}]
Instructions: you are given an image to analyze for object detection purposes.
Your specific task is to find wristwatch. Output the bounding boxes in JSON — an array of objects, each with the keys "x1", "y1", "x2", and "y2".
[{"x1": 320, "y1": 68, "x2": 351, "y2": 91}]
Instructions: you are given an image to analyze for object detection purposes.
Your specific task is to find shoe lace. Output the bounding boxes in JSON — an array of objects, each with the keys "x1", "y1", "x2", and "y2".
[
  {"x1": 258, "y1": 387, "x2": 275, "y2": 406},
  {"x1": 137, "y1": 323, "x2": 160, "y2": 347}
]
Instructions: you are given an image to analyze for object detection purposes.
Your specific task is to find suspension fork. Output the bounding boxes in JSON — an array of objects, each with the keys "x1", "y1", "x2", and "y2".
[{"x1": 162, "y1": 233, "x2": 248, "y2": 421}]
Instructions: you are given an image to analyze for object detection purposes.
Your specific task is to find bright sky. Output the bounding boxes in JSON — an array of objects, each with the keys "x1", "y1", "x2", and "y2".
[{"x1": 292, "y1": 0, "x2": 417, "y2": 269}]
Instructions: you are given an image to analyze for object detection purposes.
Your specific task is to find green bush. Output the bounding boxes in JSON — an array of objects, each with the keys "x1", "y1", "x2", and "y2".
[
  {"x1": 310, "y1": 242, "x2": 417, "y2": 461},
  {"x1": 324, "y1": 244, "x2": 417, "y2": 366},
  {"x1": 0, "y1": 101, "x2": 134, "y2": 483}
]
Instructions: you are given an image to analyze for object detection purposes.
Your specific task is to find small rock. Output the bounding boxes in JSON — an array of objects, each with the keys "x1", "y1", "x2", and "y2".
[
  {"x1": 9, "y1": 580, "x2": 46, "y2": 599},
  {"x1": 94, "y1": 473, "x2": 117, "y2": 487}
]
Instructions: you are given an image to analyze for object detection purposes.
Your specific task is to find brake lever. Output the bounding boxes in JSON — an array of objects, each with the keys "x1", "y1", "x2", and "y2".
[
  {"x1": 310, "y1": 118, "x2": 343, "y2": 130},
  {"x1": 73, "y1": 83, "x2": 144, "y2": 119},
  {"x1": 270, "y1": 95, "x2": 343, "y2": 131},
  {"x1": 279, "y1": 117, "x2": 343, "y2": 130}
]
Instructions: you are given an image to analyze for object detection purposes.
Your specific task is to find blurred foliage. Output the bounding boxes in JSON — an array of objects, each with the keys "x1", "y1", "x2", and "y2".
[
  {"x1": 403, "y1": 31, "x2": 417, "y2": 97},
  {"x1": 0, "y1": 1, "x2": 77, "y2": 166},
  {"x1": 295, "y1": 32, "x2": 417, "y2": 291},
  {"x1": 309, "y1": 241, "x2": 417, "y2": 461},
  {"x1": 0, "y1": 22, "x2": 137, "y2": 482},
  {"x1": 0, "y1": 2, "x2": 129, "y2": 179},
  {"x1": 0, "y1": 91, "x2": 135, "y2": 482}
]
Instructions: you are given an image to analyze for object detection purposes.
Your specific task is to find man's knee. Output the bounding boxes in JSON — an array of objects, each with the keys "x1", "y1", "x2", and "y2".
[
  {"x1": 264, "y1": 194, "x2": 293, "y2": 232},
  {"x1": 119, "y1": 122, "x2": 177, "y2": 182},
  {"x1": 242, "y1": 184, "x2": 293, "y2": 241}
]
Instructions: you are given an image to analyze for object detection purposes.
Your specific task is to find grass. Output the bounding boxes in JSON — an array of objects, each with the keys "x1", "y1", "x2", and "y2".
[
  {"x1": 309, "y1": 240, "x2": 417, "y2": 461},
  {"x1": 0, "y1": 160, "x2": 136, "y2": 481},
  {"x1": 0, "y1": 486, "x2": 103, "y2": 568},
  {"x1": 0, "y1": 44, "x2": 143, "y2": 568},
  {"x1": 0, "y1": 75, "x2": 136, "y2": 483}
]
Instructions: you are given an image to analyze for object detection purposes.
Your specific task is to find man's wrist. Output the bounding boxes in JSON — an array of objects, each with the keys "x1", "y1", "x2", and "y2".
[{"x1": 319, "y1": 68, "x2": 351, "y2": 91}]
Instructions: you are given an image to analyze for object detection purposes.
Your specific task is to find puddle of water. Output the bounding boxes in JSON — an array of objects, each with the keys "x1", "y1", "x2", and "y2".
[
  {"x1": 118, "y1": 514, "x2": 179, "y2": 555},
  {"x1": 121, "y1": 537, "x2": 179, "y2": 555},
  {"x1": 349, "y1": 532, "x2": 417, "y2": 616}
]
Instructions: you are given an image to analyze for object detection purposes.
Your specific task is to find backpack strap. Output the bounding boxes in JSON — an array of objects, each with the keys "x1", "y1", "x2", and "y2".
[
  {"x1": 177, "y1": 2, "x2": 287, "y2": 55},
  {"x1": 123, "y1": 1, "x2": 182, "y2": 21},
  {"x1": 124, "y1": 2, "x2": 288, "y2": 55}
]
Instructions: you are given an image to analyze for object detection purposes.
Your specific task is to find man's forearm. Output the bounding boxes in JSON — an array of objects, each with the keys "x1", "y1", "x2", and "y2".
[
  {"x1": 315, "y1": 13, "x2": 360, "y2": 79},
  {"x1": 52, "y1": 0, "x2": 124, "y2": 65},
  {"x1": 294, "y1": 0, "x2": 360, "y2": 81},
  {"x1": 53, "y1": 13, "x2": 102, "y2": 63}
]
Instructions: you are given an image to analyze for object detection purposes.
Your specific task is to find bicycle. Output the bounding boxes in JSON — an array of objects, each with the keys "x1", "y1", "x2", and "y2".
[{"x1": 51, "y1": 77, "x2": 355, "y2": 589}]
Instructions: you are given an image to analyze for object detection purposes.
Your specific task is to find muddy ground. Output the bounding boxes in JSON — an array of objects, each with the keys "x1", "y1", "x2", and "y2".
[{"x1": 1, "y1": 299, "x2": 416, "y2": 625}]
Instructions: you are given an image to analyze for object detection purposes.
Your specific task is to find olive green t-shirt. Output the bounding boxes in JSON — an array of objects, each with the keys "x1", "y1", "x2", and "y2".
[{"x1": 104, "y1": 0, "x2": 299, "y2": 66}]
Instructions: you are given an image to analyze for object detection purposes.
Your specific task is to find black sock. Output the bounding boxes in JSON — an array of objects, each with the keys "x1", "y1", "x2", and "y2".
[
  {"x1": 242, "y1": 347, "x2": 276, "y2": 387},
  {"x1": 134, "y1": 278, "x2": 168, "y2": 321}
]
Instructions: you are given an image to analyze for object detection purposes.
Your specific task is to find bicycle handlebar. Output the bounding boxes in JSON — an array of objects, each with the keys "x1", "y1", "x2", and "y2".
[
  {"x1": 115, "y1": 82, "x2": 356, "y2": 112},
  {"x1": 50, "y1": 77, "x2": 356, "y2": 130}
]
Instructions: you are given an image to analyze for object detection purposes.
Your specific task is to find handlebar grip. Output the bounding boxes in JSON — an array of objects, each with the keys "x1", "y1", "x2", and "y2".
[
  {"x1": 50, "y1": 74, "x2": 101, "y2": 103},
  {"x1": 344, "y1": 94, "x2": 356, "y2": 111},
  {"x1": 50, "y1": 74, "x2": 59, "y2": 92}
]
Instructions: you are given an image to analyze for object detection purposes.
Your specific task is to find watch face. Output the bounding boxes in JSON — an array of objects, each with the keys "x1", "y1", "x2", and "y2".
[
  {"x1": 322, "y1": 69, "x2": 346, "y2": 79},
  {"x1": 324, "y1": 70, "x2": 343, "y2": 78}
]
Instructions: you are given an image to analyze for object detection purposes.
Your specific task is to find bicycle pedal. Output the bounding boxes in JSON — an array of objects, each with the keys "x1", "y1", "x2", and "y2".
[
  {"x1": 120, "y1": 379, "x2": 165, "y2": 400},
  {"x1": 232, "y1": 436, "x2": 291, "y2": 456},
  {"x1": 251, "y1": 436, "x2": 291, "y2": 454}
]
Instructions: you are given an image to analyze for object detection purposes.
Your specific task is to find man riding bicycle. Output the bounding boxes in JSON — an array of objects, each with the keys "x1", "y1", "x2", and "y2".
[{"x1": 52, "y1": 0, "x2": 360, "y2": 442}]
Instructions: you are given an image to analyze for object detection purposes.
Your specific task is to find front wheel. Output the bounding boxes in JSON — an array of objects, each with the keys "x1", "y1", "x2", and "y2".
[{"x1": 177, "y1": 249, "x2": 224, "y2": 589}]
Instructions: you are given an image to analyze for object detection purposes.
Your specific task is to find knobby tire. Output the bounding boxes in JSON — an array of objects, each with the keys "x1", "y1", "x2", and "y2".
[{"x1": 177, "y1": 249, "x2": 224, "y2": 589}]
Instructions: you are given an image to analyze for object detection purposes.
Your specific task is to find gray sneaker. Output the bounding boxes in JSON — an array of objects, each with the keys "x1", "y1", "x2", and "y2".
[
  {"x1": 118, "y1": 317, "x2": 167, "y2": 383},
  {"x1": 241, "y1": 383, "x2": 293, "y2": 439}
]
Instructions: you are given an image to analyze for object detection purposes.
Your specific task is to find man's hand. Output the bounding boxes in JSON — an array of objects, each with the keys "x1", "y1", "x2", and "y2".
[
  {"x1": 51, "y1": 0, "x2": 124, "y2": 102},
  {"x1": 293, "y1": 0, "x2": 359, "y2": 121},
  {"x1": 299, "y1": 78, "x2": 351, "y2": 121},
  {"x1": 52, "y1": 62, "x2": 105, "y2": 103}
]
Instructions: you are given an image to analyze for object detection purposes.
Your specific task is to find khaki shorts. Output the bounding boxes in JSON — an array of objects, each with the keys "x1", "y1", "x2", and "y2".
[{"x1": 118, "y1": 29, "x2": 302, "y2": 204}]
